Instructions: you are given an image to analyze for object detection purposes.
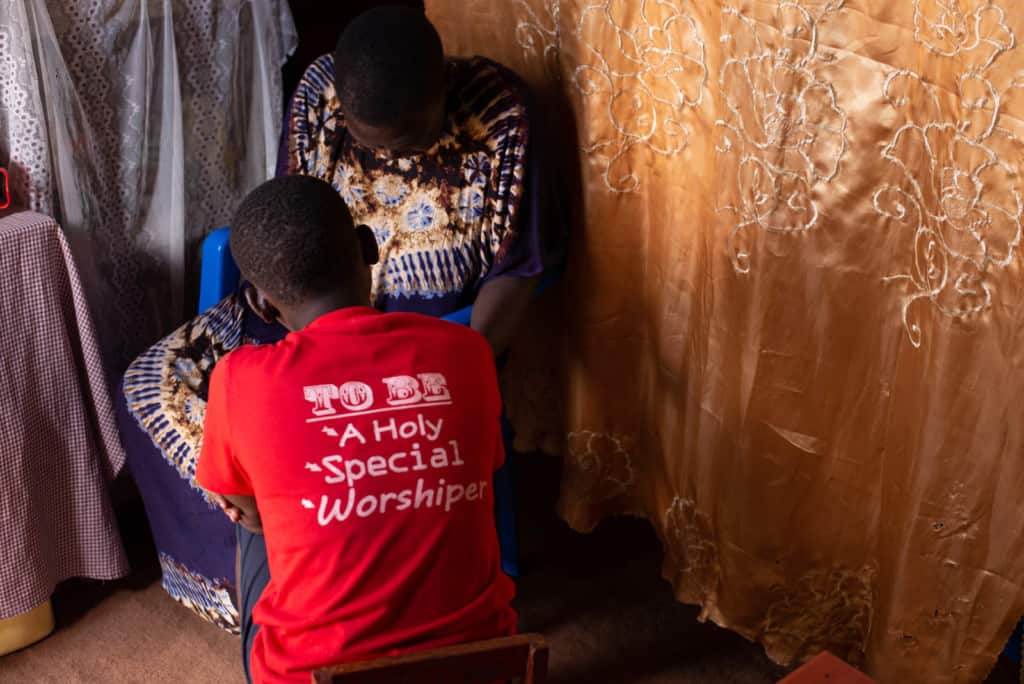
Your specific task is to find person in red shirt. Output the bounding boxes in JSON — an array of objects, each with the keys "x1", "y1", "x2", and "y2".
[{"x1": 196, "y1": 175, "x2": 516, "y2": 684}]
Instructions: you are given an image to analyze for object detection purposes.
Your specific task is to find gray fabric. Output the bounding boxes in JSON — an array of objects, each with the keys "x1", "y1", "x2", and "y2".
[{"x1": 237, "y1": 527, "x2": 270, "y2": 684}]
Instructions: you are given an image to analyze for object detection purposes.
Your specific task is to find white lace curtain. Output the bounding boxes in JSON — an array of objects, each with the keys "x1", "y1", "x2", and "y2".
[{"x1": 0, "y1": 0, "x2": 297, "y2": 372}]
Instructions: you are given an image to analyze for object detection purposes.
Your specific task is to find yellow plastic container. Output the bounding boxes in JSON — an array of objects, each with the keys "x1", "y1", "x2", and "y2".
[{"x1": 0, "y1": 599, "x2": 55, "y2": 656}]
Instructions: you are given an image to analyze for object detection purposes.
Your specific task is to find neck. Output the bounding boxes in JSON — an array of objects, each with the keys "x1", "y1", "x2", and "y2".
[{"x1": 285, "y1": 290, "x2": 371, "y2": 331}]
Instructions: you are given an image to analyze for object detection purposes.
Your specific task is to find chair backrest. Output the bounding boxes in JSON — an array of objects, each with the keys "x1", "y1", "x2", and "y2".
[{"x1": 311, "y1": 634, "x2": 548, "y2": 684}]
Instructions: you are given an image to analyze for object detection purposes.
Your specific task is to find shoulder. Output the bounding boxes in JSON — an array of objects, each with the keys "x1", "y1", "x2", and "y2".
[
  {"x1": 386, "y1": 312, "x2": 491, "y2": 354},
  {"x1": 290, "y1": 54, "x2": 339, "y2": 115},
  {"x1": 447, "y1": 56, "x2": 531, "y2": 129},
  {"x1": 387, "y1": 314, "x2": 498, "y2": 398},
  {"x1": 298, "y1": 53, "x2": 336, "y2": 92},
  {"x1": 448, "y1": 57, "x2": 529, "y2": 100},
  {"x1": 214, "y1": 344, "x2": 277, "y2": 387}
]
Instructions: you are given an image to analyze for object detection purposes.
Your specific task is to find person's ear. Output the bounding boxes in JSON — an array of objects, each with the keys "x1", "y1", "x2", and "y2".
[
  {"x1": 355, "y1": 225, "x2": 379, "y2": 266},
  {"x1": 243, "y1": 284, "x2": 281, "y2": 325}
]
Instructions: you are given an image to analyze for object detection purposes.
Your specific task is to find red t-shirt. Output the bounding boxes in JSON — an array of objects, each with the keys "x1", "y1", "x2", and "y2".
[{"x1": 196, "y1": 307, "x2": 517, "y2": 684}]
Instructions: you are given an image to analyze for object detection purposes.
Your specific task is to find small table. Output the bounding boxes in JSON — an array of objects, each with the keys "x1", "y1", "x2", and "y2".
[{"x1": 0, "y1": 211, "x2": 128, "y2": 651}]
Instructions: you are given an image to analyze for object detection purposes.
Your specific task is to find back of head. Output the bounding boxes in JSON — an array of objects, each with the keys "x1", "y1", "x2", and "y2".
[
  {"x1": 333, "y1": 6, "x2": 444, "y2": 127},
  {"x1": 230, "y1": 176, "x2": 359, "y2": 306}
]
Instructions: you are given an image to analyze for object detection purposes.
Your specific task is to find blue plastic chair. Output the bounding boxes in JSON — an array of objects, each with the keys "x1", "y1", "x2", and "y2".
[
  {"x1": 198, "y1": 227, "x2": 240, "y2": 313},
  {"x1": 199, "y1": 226, "x2": 525, "y2": 577}
]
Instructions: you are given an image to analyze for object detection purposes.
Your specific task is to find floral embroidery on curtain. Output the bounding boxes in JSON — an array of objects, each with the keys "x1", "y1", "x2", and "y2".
[
  {"x1": 874, "y1": 0, "x2": 1022, "y2": 347},
  {"x1": 717, "y1": 1, "x2": 848, "y2": 273},
  {"x1": 425, "y1": 2, "x2": 1024, "y2": 680},
  {"x1": 516, "y1": 0, "x2": 707, "y2": 193}
]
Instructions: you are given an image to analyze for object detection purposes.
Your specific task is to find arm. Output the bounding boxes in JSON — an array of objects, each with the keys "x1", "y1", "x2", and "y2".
[
  {"x1": 208, "y1": 492, "x2": 264, "y2": 535},
  {"x1": 197, "y1": 358, "x2": 263, "y2": 533},
  {"x1": 470, "y1": 69, "x2": 567, "y2": 355},
  {"x1": 471, "y1": 87, "x2": 561, "y2": 355},
  {"x1": 471, "y1": 275, "x2": 540, "y2": 357}
]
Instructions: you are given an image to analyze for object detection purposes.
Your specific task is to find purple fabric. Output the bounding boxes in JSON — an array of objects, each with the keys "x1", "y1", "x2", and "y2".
[{"x1": 116, "y1": 389, "x2": 235, "y2": 587}]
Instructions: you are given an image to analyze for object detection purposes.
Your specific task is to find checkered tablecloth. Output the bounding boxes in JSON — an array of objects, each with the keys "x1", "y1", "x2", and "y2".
[{"x1": 0, "y1": 211, "x2": 128, "y2": 619}]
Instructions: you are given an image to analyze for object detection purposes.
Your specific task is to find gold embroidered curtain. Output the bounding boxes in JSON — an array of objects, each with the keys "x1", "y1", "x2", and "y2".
[{"x1": 425, "y1": 1, "x2": 1024, "y2": 681}]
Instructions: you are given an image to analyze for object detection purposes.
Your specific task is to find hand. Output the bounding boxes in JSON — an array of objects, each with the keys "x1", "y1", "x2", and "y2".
[{"x1": 208, "y1": 492, "x2": 242, "y2": 524}]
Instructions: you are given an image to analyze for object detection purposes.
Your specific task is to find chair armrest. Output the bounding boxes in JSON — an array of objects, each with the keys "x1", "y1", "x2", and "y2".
[{"x1": 441, "y1": 304, "x2": 474, "y2": 327}]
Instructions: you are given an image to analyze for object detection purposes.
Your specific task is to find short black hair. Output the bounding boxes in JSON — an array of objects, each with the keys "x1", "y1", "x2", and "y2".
[
  {"x1": 334, "y1": 6, "x2": 445, "y2": 126},
  {"x1": 230, "y1": 176, "x2": 356, "y2": 306}
]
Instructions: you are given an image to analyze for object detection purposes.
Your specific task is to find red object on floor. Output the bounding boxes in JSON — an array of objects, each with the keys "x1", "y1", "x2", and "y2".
[
  {"x1": 0, "y1": 169, "x2": 9, "y2": 210},
  {"x1": 778, "y1": 652, "x2": 876, "y2": 683}
]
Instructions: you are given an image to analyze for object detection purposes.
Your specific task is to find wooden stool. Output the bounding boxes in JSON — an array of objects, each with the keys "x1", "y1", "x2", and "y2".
[
  {"x1": 779, "y1": 652, "x2": 875, "y2": 683},
  {"x1": 0, "y1": 599, "x2": 55, "y2": 656},
  {"x1": 313, "y1": 633, "x2": 548, "y2": 683}
]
